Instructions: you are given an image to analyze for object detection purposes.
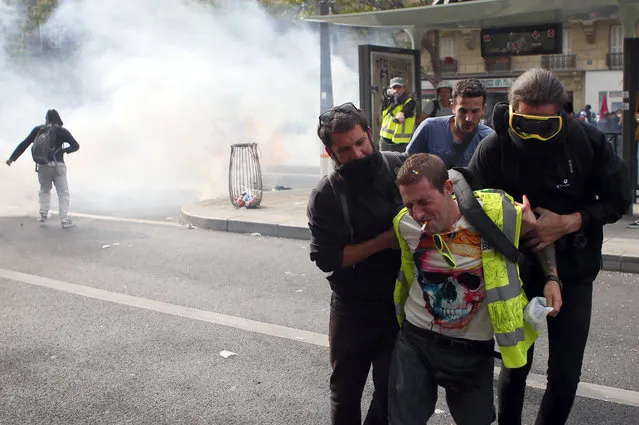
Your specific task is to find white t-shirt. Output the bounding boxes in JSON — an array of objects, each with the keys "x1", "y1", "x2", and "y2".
[{"x1": 399, "y1": 213, "x2": 494, "y2": 341}]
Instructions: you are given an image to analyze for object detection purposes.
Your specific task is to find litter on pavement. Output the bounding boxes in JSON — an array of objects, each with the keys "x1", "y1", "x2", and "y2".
[{"x1": 219, "y1": 350, "x2": 237, "y2": 359}]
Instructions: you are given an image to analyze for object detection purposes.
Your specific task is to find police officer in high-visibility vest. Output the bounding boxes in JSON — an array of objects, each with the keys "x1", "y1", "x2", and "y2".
[{"x1": 380, "y1": 77, "x2": 417, "y2": 153}]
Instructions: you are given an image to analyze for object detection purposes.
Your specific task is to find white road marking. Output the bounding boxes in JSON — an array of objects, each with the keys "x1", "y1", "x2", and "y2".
[
  {"x1": 59, "y1": 212, "x2": 181, "y2": 227},
  {"x1": 1, "y1": 267, "x2": 637, "y2": 408},
  {"x1": 0, "y1": 268, "x2": 327, "y2": 347}
]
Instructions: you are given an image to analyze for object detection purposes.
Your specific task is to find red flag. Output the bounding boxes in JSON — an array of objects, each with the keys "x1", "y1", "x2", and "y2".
[{"x1": 600, "y1": 94, "x2": 609, "y2": 115}]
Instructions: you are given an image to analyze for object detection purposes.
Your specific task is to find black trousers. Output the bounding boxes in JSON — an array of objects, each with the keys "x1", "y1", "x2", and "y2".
[
  {"x1": 498, "y1": 279, "x2": 594, "y2": 425},
  {"x1": 388, "y1": 321, "x2": 495, "y2": 425},
  {"x1": 329, "y1": 293, "x2": 399, "y2": 425}
]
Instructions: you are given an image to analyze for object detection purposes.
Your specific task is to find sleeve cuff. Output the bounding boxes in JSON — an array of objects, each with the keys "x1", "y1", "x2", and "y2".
[{"x1": 578, "y1": 211, "x2": 590, "y2": 230}]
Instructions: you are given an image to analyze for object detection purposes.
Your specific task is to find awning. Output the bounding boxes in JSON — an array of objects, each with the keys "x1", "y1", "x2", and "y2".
[{"x1": 303, "y1": 0, "x2": 625, "y2": 30}]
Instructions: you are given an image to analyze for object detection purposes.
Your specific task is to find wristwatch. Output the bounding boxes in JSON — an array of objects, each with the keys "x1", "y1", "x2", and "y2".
[{"x1": 545, "y1": 274, "x2": 563, "y2": 291}]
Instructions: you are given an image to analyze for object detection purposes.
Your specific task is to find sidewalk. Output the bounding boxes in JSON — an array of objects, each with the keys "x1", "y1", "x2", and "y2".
[{"x1": 181, "y1": 189, "x2": 639, "y2": 274}]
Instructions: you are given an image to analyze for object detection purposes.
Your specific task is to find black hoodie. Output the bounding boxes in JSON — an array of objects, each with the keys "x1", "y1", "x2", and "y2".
[
  {"x1": 9, "y1": 110, "x2": 80, "y2": 163},
  {"x1": 468, "y1": 102, "x2": 631, "y2": 283}
]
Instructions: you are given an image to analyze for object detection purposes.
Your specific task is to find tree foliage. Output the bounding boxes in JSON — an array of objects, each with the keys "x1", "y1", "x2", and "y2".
[
  {"x1": 259, "y1": 0, "x2": 441, "y2": 85},
  {"x1": 11, "y1": 0, "x2": 442, "y2": 84},
  {"x1": 8, "y1": 0, "x2": 59, "y2": 31},
  {"x1": 258, "y1": 0, "x2": 430, "y2": 15}
]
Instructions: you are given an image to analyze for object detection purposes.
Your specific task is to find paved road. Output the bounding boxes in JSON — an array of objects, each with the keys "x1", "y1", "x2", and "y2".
[{"x1": 0, "y1": 216, "x2": 637, "y2": 424}]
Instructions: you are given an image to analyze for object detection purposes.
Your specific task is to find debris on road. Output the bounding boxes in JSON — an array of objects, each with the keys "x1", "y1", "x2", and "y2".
[
  {"x1": 234, "y1": 191, "x2": 260, "y2": 209},
  {"x1": 219, "y1": 350, "x2": 237, "y2": 359},
  {"x1": 249, "y1": 232, "x2": 262, "y2": 236},
  {"x1": 296, "y1": 289, "x2": 303, "y2": 293},
  {"x1": 102, "y1": 244, "x2": 111, "y2": 249},
  {"x1": 434, "y1": 409, "x2": 445, "y2": 414}
]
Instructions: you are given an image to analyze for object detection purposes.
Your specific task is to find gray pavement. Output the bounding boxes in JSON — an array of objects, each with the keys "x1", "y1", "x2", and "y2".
[
  {"x1": 181, "y1": 189, "x2": 639, "y2": 274},
  {"x1": 0, "y1": 216, "x2": 637, "y2": 424}
]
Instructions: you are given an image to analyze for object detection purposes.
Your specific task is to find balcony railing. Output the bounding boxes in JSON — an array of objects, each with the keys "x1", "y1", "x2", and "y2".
[
  {"x1": 606, "y1": 53, "x2": 624, "y2": 70},
  {"x1": 439, "y1": 57, "x2": 458, "y2": 74},
  {"x1": 541, "y1": 54, "x2": 577, "y2": 70},
  {"x1": 484, "y1": 57, "x2": 512, "y2": 72}
]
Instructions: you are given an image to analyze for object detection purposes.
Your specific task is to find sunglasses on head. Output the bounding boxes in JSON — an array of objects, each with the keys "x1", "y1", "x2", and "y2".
[
  {"x1": 318, "y1": 102, "x2": 359, "y2": 126},
  {"x1": 509, "y1": 105, "x2": 563, "y2": 142},
  {"x1": 433, "y1": 233, "x2": 456, "y2": 269}
]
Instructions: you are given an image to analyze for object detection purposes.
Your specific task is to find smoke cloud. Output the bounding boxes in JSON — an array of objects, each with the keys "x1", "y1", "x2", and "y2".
[{"x1": 0, "y1": 0, "x2": 366, "y2": 216}]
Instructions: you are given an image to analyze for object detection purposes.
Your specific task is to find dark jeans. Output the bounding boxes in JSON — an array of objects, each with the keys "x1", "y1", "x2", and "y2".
[
  {"x1": 329, "y1": 293, "x2": 399, "y2": 425},
  {"x1": 380, "y1": 139, "x2": 407, "y2": 153},
  {"x1": 389, "y1": 321, "x2": 495, "y2": 425},
  {"x1": 498, "y1": 279, "x2": 594, "y2": 425}
]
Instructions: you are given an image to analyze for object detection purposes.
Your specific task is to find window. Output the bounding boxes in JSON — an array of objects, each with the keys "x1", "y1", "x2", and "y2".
[
  {"x1": 610, "y1": 24, "x2": 623, "y2": 53},
  {"x1": 439, "y1": 36, "x2": 455, "y2": 59},
  {"x1": 562, "y1": 29, "x2": 572, "y2": 55}
]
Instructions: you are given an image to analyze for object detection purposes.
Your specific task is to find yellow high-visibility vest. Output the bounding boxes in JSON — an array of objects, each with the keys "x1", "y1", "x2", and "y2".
[
  {"x1": 380, "y1": 98, "x2": 416, "y2": 144},
  {"x1": 391, "y1": 98, "x2": 417, "y2": 144},
  {"x1": 380, "y1": 103, "x2": 399, "y2": 140},
  {"x1": 392, "y1": 190, "x2": 538, "y2": 369}
]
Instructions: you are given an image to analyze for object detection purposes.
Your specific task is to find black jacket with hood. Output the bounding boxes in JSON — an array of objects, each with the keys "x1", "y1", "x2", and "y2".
[
  {"x1": 9, "y1": 109, "x2": 80, "y2": 164},
  {"x1": 468, "y1": 102, "x2": 631, "y2": 284},
  {"x1": 307, "y1": 151, "x2": 405, "y2": 307}
]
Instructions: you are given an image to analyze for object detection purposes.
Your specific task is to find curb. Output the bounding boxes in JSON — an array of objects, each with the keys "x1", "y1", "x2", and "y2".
[
  {"x1": 179, "y1": 208, "x2": 310, "y2": 241},
  {"x1": 601, "y1": 253, "x2": 639, "y2": 274},
  {"x1": 181, "y1": 207, "x2": 639, "y2": 273}
]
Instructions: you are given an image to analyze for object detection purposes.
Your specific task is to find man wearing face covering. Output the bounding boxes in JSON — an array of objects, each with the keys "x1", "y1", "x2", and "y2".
[
  {"x1": 307, "y1": 103, "x2": 406, "y2": 425},
  {"x1": 468, "y1": 68, "x2": 631, "y2": 425}
]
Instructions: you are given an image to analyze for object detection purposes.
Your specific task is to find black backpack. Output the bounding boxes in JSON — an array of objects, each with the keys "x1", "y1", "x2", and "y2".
[{"x1": 31, "y1": 124, "x2": 58, "y2": 164}]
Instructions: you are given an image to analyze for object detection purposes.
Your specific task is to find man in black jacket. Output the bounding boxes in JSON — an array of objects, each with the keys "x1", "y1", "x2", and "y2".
[
  {"x1": 6, "y1": 109, "x2": 80, "y2": 228},
  {"x1": 468, "y1": 68, "x2": 631, "y2": 425},
  {"x1": 308, "y1": 102, "x2": 405, "y2": 425}
]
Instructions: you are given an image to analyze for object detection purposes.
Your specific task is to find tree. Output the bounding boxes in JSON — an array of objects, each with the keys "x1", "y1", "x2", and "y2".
[
  {"x1": 23, "y1": 0, "x2": 59, "y2": 32},
  {"x1": 420, "y1": 29, "x2": 441, "y2": 87},
  {"x1": 258, "y1": 0, "x2": 442, "y2": 85}
]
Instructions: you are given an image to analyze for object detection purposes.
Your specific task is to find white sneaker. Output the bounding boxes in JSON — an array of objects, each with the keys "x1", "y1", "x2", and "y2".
[
  {"x1": 37, "y1": 214, "x2": 47, "y2": 224},
  {"x1": 61, "y1": 219, "x2": 75, "y2": 228}
]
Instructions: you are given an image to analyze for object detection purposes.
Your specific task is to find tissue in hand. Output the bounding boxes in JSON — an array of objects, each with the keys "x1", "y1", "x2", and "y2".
[{"x1": 524, "y1": 297, "x2": 554, "y2": 330}]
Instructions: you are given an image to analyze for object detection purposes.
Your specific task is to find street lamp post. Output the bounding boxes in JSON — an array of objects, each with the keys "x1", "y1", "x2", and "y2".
[
  {"x1": 620, "y1": 4, "x2": 639, "y2": 208},
  {"x1": 319, "y1": 0, "x2": 334, "y2": 177}
]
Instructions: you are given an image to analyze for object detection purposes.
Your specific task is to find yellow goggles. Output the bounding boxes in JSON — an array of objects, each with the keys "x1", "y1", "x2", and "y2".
[
  {"x1": 433, "y1": 234, "x2": 456, "y2": 269},
  {"x1": 509, "y1": 105, "x2": 563, "y2": 141}
]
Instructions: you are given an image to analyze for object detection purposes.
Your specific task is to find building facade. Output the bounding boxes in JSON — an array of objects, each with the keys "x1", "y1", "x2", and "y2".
[{"x1": 421, "y1": 19, "x2": 639, "y2": 118}]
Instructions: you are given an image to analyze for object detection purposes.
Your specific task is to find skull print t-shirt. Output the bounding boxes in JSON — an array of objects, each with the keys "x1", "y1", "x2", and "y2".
[{"x1": 399, "y1": 212, "x2": 493, "y2": 341}]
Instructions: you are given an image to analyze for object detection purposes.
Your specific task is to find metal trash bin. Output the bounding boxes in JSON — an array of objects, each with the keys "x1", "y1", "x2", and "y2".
[{"x1": 229, "y1": 143, "x2": 263, "y2": 208}]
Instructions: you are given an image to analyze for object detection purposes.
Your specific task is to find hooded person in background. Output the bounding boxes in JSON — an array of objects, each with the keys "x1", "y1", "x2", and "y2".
[{"x1": 6, "y1": 109, "x2": 80, "y2": 228}]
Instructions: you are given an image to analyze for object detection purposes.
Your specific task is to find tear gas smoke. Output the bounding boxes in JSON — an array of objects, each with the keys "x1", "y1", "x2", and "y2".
[{"x1": 0, "y1": 0, "x2": 387, "y2": 216}]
